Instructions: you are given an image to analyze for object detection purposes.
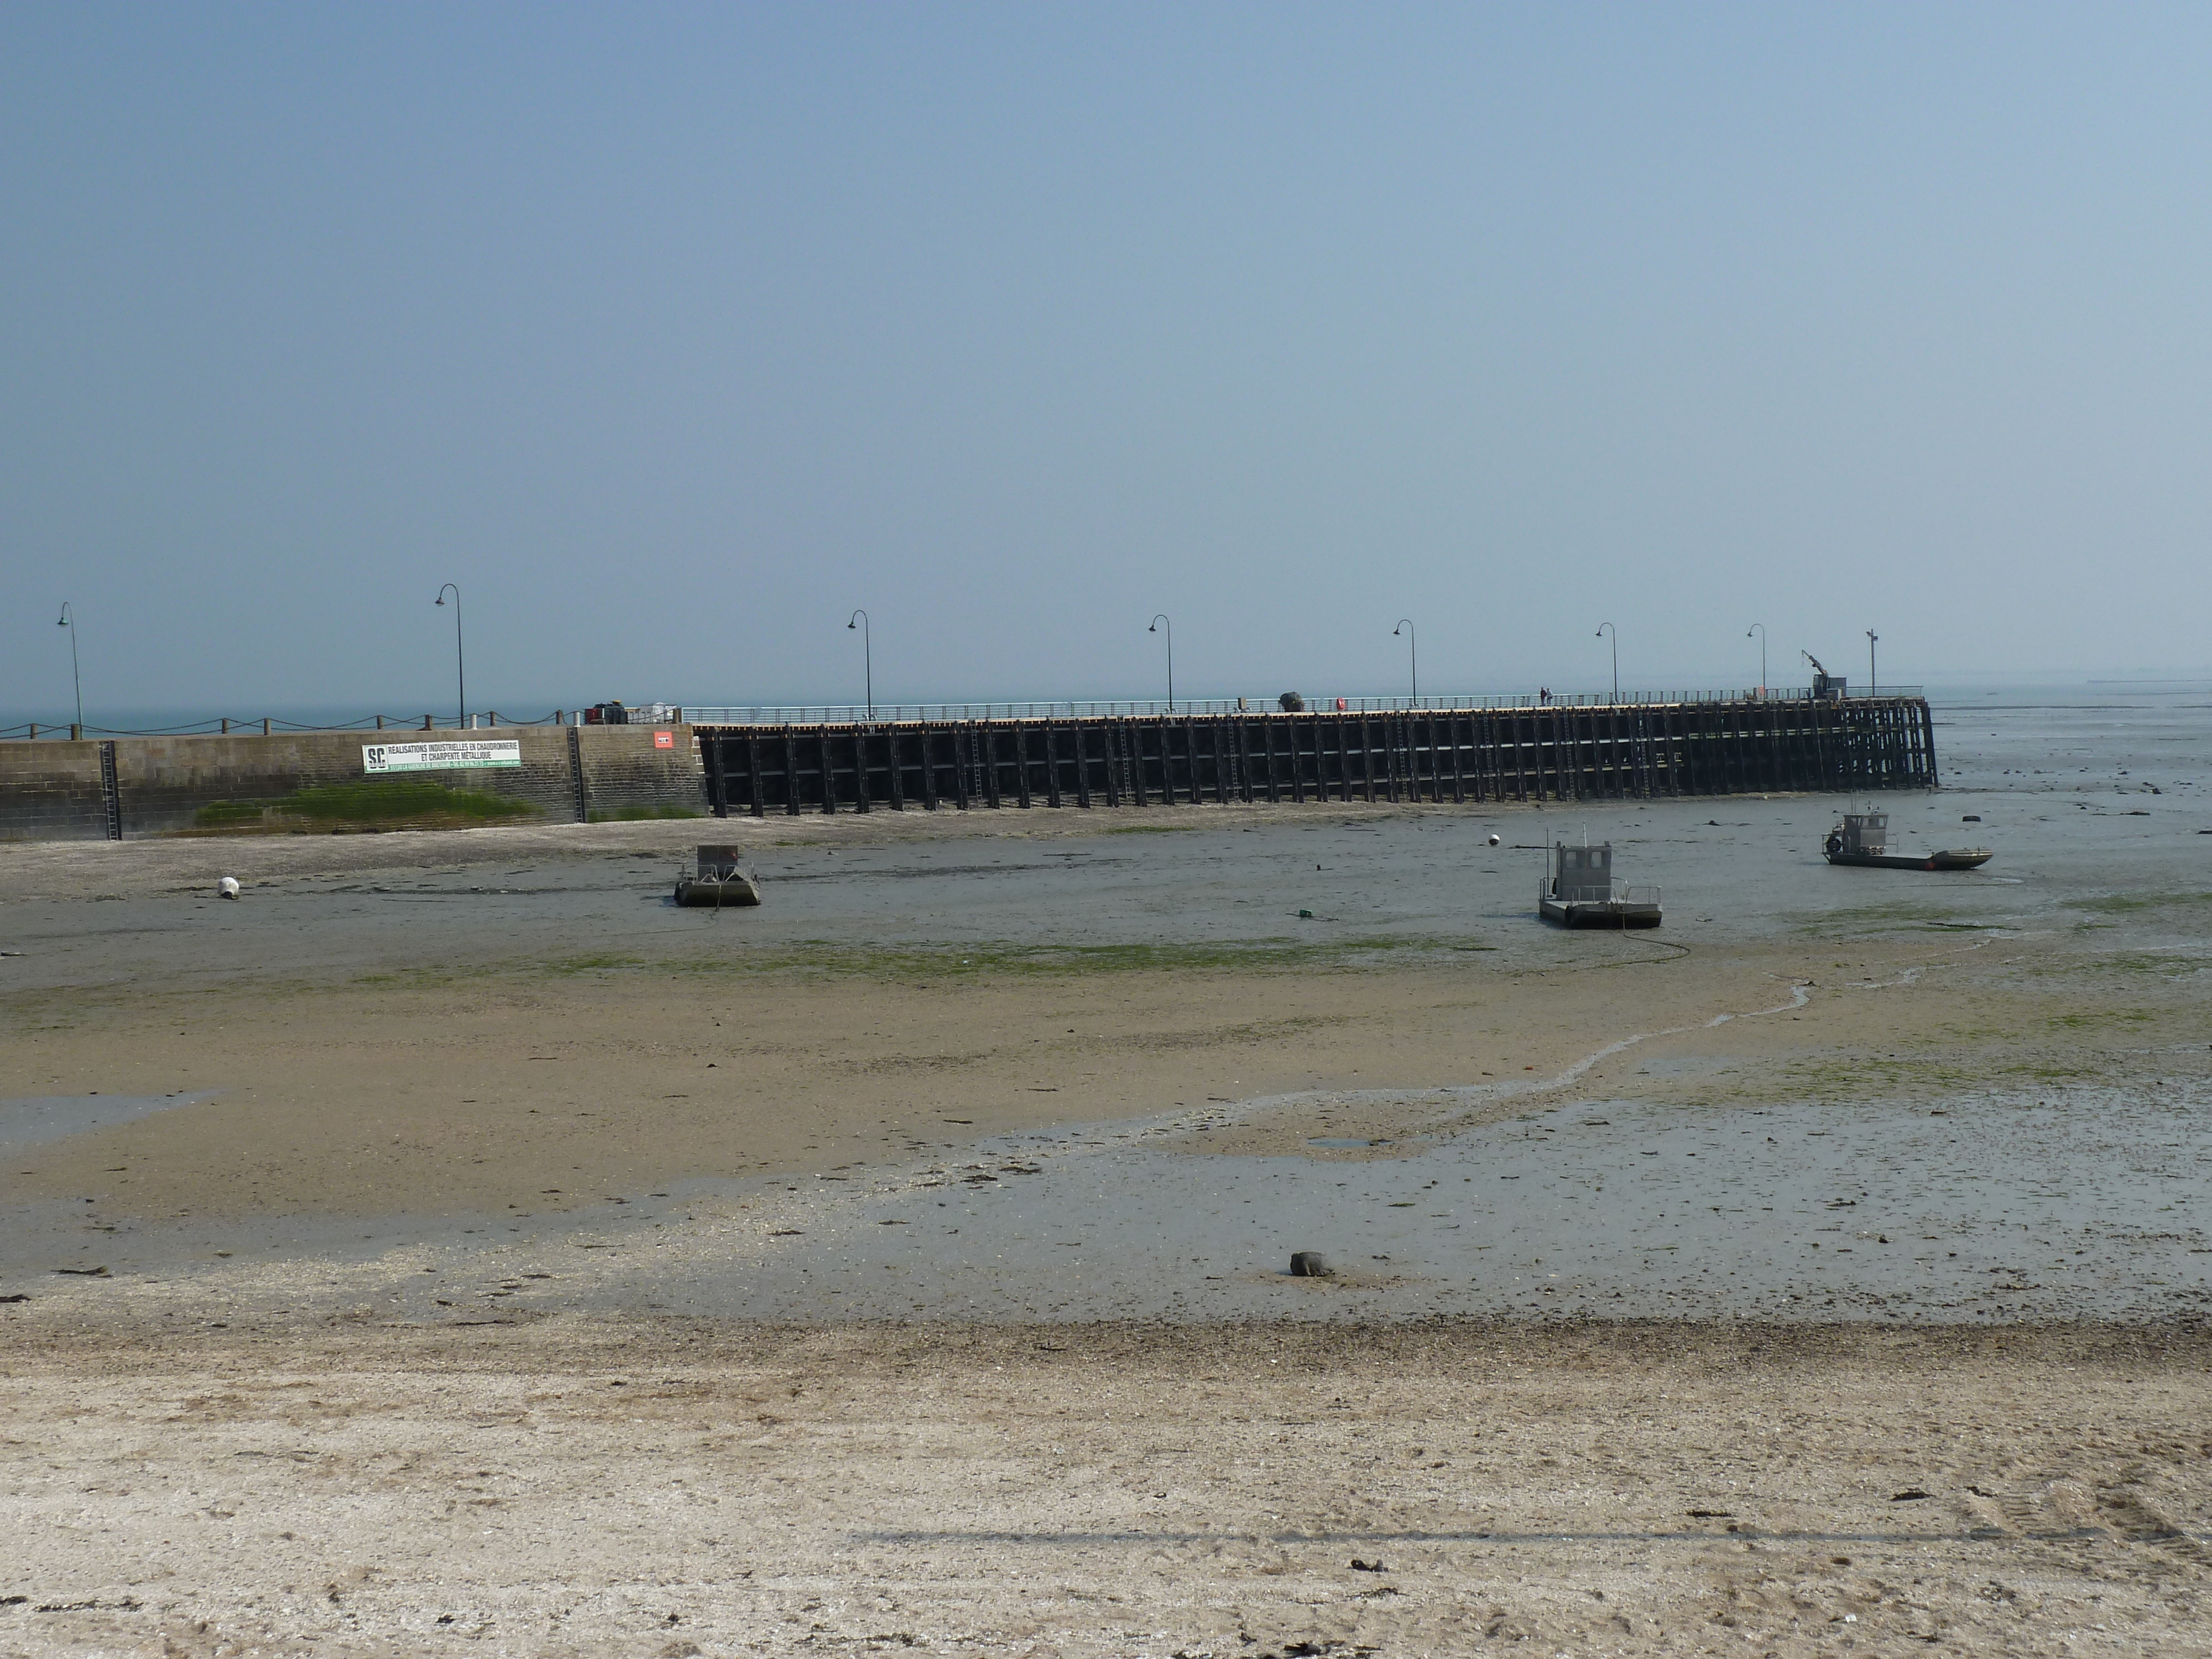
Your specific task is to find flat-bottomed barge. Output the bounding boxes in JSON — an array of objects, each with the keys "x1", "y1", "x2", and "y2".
[{"x1": 1539, "y1": 840, "x2": 1661, "y2": 928}]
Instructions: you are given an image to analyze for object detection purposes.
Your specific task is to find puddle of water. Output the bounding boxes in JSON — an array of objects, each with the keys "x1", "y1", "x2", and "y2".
[
  {"x1": 0, "y1": 1093, "x2": 217, "y2": 1156},
  {"x1": 1632, "y1": 1056, "x2": 1730, "y2": 1078}
]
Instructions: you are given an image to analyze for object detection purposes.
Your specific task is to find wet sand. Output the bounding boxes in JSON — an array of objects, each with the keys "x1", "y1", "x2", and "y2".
[{"x1": 3, "y1": 785, "x2": 2205, "y2": 1313}]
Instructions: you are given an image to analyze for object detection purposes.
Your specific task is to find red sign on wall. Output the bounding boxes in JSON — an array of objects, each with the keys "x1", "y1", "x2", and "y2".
[{"x1": 654, "y1": 730, "x2": 674, "y2": 749}]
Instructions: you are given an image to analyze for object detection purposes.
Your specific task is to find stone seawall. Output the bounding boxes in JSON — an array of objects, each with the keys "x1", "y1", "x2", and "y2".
[
  {"x1": 0, "y1": 745, "x2": 110, "y2": 840},
  {"x1": 0, "y1": 726, "x2": 708, "y2": 841}
]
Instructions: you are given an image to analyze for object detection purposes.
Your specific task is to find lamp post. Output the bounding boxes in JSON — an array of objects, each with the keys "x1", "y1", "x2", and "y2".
[
  {"x1": 1148, "y1": 613, "x2": 1173, "y2": 712},
  {"x1": 1866, "y1": 629, "x2": 1878, "y2": 698},
  {"x1": 56, "y1": 603, "x2": 82, "y2": 730},
  {"x1": 1595, "y1": 622, "x2": 1618, "y2": 703},
  {"x1": 847, "y1": 609, "x2": 873, "y2": 720},
  {"x1": 1746, "y1": 622, "x2": 1766, "y2": 694},
  {"x1": 1392, "y1": 618, "x2": 1417, "y2": 706},
  {"x1": 434, "y1": 584, "x2": 465, "y2": 728}
]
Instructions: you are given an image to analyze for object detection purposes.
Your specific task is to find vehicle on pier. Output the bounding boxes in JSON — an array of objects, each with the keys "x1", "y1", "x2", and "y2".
[
  {"x1": 1822, "y1": 812, "x2": 1992, "y2": 871},
  {"x1": 1538, "y1": 839, "x2": 1662, "y2": 928}
]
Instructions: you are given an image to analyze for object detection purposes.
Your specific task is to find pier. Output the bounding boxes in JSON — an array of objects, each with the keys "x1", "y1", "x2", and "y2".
[{"x1": 695, "y1": 694, "x2": 1937, "y2": 816}]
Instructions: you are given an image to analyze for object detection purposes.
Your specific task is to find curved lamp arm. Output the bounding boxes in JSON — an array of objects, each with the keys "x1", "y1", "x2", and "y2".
[
  {"x1": 847, "y1": 609, "x2": 873, "y2": 719},
  {"x1": 434, "y1": 584, "x2": 464, "y2": 728}
]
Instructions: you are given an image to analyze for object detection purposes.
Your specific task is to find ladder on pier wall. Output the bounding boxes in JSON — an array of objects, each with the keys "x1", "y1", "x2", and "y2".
[
  {"x1": 696, "y1": 697, "x2": 1938, "y2": 818},
  {"x1": 98, "y1": 740, "x2": 122, "y2": 840},
  {"x1": 566, "y1": 726, "x2": 589, "y2": 822}
]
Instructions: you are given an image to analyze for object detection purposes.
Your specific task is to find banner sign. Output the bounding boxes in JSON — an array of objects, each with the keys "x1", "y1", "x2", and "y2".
[{"x1": 362, "y1": 739, "x2": 523, "y2": 774}]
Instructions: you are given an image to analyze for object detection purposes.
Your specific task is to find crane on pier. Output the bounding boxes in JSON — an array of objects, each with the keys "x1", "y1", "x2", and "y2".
[{"x1": 1802, "y1": 650, "x2": 1845, "y2": 701}]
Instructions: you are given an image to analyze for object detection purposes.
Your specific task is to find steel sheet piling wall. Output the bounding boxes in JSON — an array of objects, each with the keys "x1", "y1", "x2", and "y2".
[{"x1": 695, "y1": 696, "x2": 1936, "y2": 817}]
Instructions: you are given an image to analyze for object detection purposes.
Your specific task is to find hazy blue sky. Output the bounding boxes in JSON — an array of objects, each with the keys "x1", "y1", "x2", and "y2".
[{"x1": 5, "y1": 3, "x2": 2209, "y2": 719}]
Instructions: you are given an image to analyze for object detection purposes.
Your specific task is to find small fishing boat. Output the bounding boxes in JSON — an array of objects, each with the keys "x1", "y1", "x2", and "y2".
[
  {"x1": 1538, "y1": 839, "x2": 1661, "y2": 928},
  {"x1": 675, "y1": 844, "x2": 763, "y2": 907},
  {"x1": 1822, "y1": 812, "x2": 1991, "y2": 871}
]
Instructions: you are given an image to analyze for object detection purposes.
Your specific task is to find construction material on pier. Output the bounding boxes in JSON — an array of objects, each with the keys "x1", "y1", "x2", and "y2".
[{"x1": 693, "y1": 695, "x2": 1937, "y2": 816}]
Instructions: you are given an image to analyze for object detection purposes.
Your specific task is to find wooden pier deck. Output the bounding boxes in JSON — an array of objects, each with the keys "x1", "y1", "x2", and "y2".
[{"x1": 694, "y1": 696, "x2": 1937, "y2": 817}]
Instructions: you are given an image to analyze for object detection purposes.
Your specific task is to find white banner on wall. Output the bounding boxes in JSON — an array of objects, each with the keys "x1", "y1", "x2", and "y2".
[{"x1": 362, "y1": 740, "x2": 523, "y2": 774}]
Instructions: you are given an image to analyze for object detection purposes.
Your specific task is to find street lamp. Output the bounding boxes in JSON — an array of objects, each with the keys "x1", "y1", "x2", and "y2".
[
  {"x1": 1392, "y1": 618, "x2": 1418, "y2": 706},
  {"x1": 434, "y1": 583, "x2": 465, "y2": 728},
  {"x1": 1148, "y1": 614, "x2": 1173, "y2": 711},
  {"x1": 1595, "y1": 622, "x2": 1618, "y2": 703},
  {"x1": 1746, "y1": 622, "x2": 1766, "y2": 694},
  {"x1": 56, "y1": 603, "x2": 82, "y2": 729},
  {"x1": 1866, "y1": 629, "x2": 1878, "y2": 698},
  {"x1": 847, "y1": 609, "x2": 873, "y2": 720}
]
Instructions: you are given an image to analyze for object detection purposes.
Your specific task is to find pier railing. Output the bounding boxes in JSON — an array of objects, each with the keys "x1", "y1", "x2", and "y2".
[
  {"x1": 678, "y1": 688, "x2": 1879, "y2": 724},
  {"x1": 2, "y1": 686, "x2": 1924, "y2": 741},
  {"x1": 0, "y1": 712, "x2": 573, "y2": 740}
]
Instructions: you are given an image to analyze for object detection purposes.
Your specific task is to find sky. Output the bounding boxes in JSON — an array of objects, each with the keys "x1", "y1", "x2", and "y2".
[{"x1": 4, "y1": 3, "x2": 2210, "y2": 722}]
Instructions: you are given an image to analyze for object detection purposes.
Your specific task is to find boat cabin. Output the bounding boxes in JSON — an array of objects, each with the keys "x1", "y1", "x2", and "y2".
[
  {"x1": 1835, "y1": 813, "x2": 1886, "y2": 855},
  {"x1": 1552, "y1": 842, "x2": 1614, "y2": 900},
  {"x1": 696, "y1": 843, "x2": 750, "y2": 878}
]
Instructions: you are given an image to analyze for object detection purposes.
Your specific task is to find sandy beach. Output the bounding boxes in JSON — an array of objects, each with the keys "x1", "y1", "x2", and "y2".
[{"x1": 6, "y1": 1315, "x2": 2212, "y2": 1658}]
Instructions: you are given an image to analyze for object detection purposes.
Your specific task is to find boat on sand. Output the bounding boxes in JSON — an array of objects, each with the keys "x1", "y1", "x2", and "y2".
[
  {"x1": 1538, "y1": 839, "x2": 1662, "y2": 928},
  {"x1": 675, "y1": 844, "x2": 763, "y2": 907},
  {"x1": 1823, "y1": 812, "x2": 1991, "y2": 871}
]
